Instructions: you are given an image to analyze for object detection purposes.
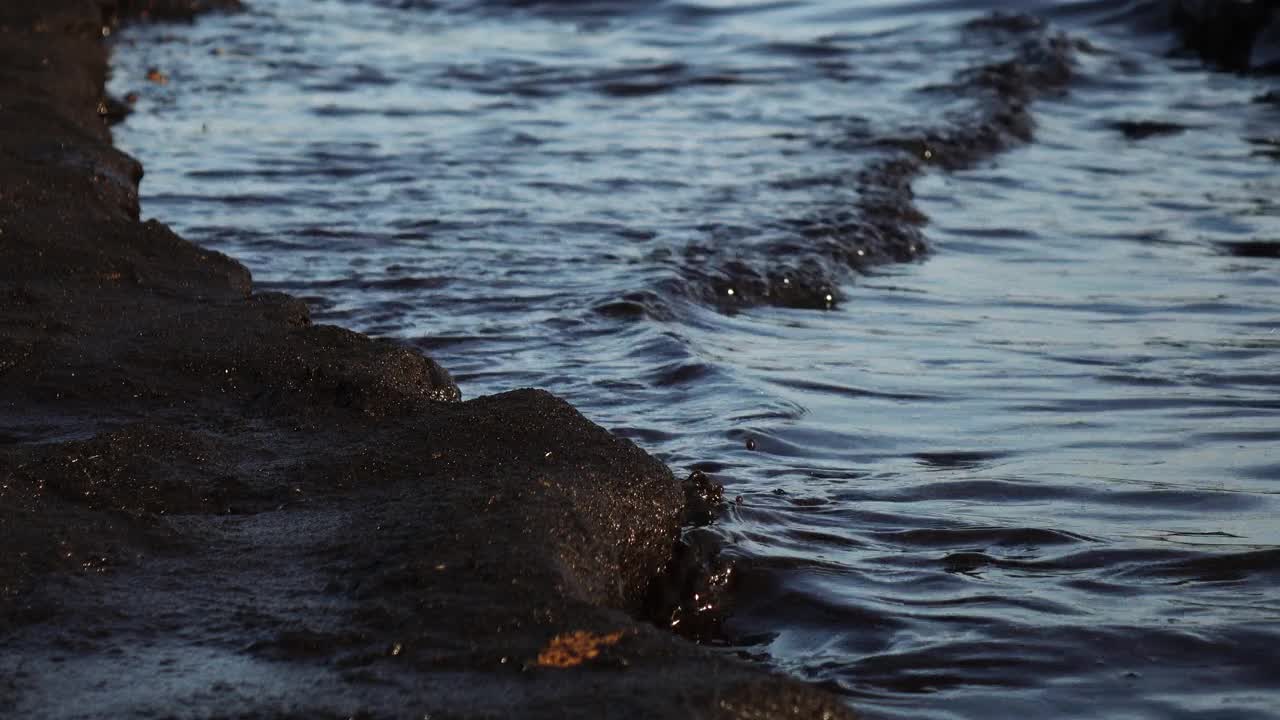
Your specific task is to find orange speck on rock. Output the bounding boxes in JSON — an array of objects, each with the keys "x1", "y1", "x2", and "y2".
[
  {"x1": 535, "y1": 630, "x2": 625, "y2": 668},
  {"x1": 146, "y1": 68, "x2": 168, "y2": 85}
]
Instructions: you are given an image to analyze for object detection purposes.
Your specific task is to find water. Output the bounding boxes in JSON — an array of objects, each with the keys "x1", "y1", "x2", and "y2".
[{"x1": 107, "y1": 1, "x2": 1279, "y2": 717}]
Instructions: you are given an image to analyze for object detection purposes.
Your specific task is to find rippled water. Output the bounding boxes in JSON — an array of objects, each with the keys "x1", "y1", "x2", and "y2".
[{"x1": 108, "y1": 1, "x2": 1279, "y2": 717}]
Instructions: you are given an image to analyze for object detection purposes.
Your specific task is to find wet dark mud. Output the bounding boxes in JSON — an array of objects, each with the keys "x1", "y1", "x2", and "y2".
[{"x1": 0, "y1": 3, "x2": 853, "y2": 717}]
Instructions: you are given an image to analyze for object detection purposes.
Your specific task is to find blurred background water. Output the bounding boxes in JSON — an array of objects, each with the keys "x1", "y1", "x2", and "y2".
[{"x1": 108, "y1": 1, "x2": 1279, "y2": 717}]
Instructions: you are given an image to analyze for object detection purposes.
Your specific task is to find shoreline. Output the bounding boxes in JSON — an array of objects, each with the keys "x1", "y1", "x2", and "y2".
[{"x1": 0, "y1": 2, "x2": 854, "y2": 717}]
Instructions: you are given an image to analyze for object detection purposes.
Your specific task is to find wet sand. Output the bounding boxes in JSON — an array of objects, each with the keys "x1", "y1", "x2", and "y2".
[{"x1": 0, "y1": 2, "x2": 853, "y2": 717}]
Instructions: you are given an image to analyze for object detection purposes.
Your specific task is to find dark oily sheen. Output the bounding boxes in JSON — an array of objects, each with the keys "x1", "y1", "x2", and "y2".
[{"x1": 0, "y1": 3, "x2": 853, "y2": 718}]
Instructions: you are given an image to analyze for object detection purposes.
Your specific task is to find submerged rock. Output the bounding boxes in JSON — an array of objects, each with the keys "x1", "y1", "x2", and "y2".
[
  {"x1": 1108, "y1": 119, "x2": 1190, "y2": 139},
  {"x1": 1170, "y1": 0, "x2": 1279, "y2": 71}
]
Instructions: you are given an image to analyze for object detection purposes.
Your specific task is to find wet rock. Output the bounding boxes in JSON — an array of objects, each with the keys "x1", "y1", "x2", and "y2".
[
  {"x1": 682, "y1": 469, "x2": 725, "y2": 527},
  {"x1": 96, "y1": 94, "x2": 132, "y2": 124},
  {"x1": 645, "y1": 529, "x2": 736, "y2": 642},
  {"x1": 0, "y1": 3, "x2": 856, "y2": 718},
  {"x1": 108, "y1": 0, "x2": 244, "y2": 24},
  {"x1": 644, "y1": 473, "x2": 735, "y2": 644},
  {"x1": 1215, "y1": 240, "x2": 1280, "y2": 258},
  {"x1": 1170, "y1": 0, "x2": 1279, "y2": 72},
  {"x1": 1108, "y1": 119, "x2": 1189, "y2": 139}
]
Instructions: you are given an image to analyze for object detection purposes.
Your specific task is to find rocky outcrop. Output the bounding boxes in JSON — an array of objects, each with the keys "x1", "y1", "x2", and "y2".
[{"x1": 0, "y1": 2, "x2": 855, "y2": 717}]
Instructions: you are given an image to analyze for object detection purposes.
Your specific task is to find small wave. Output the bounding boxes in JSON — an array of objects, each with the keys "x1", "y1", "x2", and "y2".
[
  {"x1": 1120, "y1": 548, "x2": 1280, "y2": 583},
  {"x1": 668, "y1": 13, "x2": 1079, "y2": 312}
]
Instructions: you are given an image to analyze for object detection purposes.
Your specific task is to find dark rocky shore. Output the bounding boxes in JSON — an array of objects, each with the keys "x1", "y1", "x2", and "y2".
[{"x1": 0, "y1": 2, "x2": 853, "y2": 717}]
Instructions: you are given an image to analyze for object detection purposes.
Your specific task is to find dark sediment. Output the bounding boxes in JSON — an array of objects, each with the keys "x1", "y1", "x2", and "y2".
[{"x1": 0, "y1": 2, "x2": 854, "y2": 717}]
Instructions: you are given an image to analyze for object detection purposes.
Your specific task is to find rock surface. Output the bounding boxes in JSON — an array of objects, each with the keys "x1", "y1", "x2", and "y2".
[
  {"x1": 1170, "y1": 0, "x2": 1279, "y2": 71},
  {"x1": 0, "y1": 2, "x2": 855, "y2": 717}
]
